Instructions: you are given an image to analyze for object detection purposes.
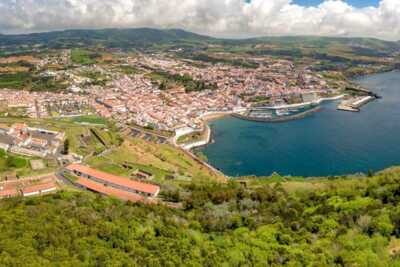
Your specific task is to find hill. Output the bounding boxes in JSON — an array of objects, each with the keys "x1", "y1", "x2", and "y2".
[
  {"x1": 0, "y1": 28, "x2": 212, "y2": 50},
  {"x1": 1, "y1": 168, "x2": 400, "y2": 265},
  {"x1": 1, "y1": 28, "x2": 399, "y2": 55}
]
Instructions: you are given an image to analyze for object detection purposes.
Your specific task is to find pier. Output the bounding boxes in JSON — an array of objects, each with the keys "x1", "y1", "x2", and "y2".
[
  {"x1": 337, "y1": 95, "x2": 376, "y2": 112},
  {"x1": 232, "y1": 106, "x2": 321, "y2": 123}
]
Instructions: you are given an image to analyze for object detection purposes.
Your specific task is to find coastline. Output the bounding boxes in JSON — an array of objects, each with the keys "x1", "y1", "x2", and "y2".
[
  {"x1": 262, "y1": 94, "x2": 345, "y2": 110},
  {"x1": 232, "y1": 105, "x2": 322, "y2": 123},
  {"x1": 199, "y1": 111, "x2": 235, "y2": 122},
  {"x1": 177, "y1": 95, "x2": 345, "y2": 151},
  {"x1": 196, "y1": 71, "x2": 400, "y2": 178}
]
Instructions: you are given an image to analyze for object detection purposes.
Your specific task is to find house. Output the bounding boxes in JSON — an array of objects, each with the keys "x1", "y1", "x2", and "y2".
[
  {"x1": 135, "y1": 169, "x2": 154, "y2": 180},
  {"x1": 21, "y1": 182, "x2": 57, "y2": 197},
  {"x1": 0, "y1": 178, "x2": 58, "y2": 199},
  {"x1": 1, "y1": 123, "x2": 65, "y2": 158},
  {"x1": 0, "y1": 187, "x2": 18, "y2": 199},
  {"x1": 65, "y1": 164, "x2": 160, "y2": 199}
]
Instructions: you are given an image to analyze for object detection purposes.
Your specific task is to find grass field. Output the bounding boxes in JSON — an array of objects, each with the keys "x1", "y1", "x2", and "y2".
[
  {"x1": 0, "y1": 149, "x2": 57, "y2": 178},
  {"x1": 0, "y1": 149, "x2": 28, "y2": 171},
  {"x1": 177, "y1": 131, "x2": 203, "y2": 145},
  {"x1": 71, "y1": 115, "x2": 108, "y2": 125},
  {"x1": 86, "y1": 137, "x2": 224, "y2": 183},
  {"x1": 0, "y1": 72, "x2": 30, "y2": 89},
  {"x1": 71, "y1": 49, "x2": 98, "y2": 65},
  {"x1": 117, "y1": 65, "x2": 142, "y2": 75}
]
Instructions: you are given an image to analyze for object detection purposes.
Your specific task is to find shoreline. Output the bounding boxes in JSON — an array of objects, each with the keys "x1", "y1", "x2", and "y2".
[
  {"x1": 261, "y1": 94, "x2": 345, "y2": 110},
  {"x1": 199, "y1": 111, "x2": 235, "y2": 122},
  {"x1": 177, "y1": 95, "x2": 345, "y2": 151},
  {"x1": 232, "y1": 106, "x2": 322, "y2": 123}
]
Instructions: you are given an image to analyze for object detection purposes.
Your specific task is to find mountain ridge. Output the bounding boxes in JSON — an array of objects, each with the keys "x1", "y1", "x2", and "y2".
[{"x1": 0, "y1": 28, "x2": 399, "y2": 60}]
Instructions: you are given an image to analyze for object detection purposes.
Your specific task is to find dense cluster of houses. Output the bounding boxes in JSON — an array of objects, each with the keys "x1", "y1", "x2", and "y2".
[
  {"x1": 0, "y1": 51, "x2": 345, "y2": 133},
  {"x1": 0, "y1": 123, "x2": 64, "y2": 158},
  {"x1": 0, "y1": 175, "x2": 58, "y2": 199}
]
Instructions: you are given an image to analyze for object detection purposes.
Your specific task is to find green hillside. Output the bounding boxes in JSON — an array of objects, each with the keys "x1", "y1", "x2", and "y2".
[
  {"x1": 1, "y1": 28, "x2": 399, "y2": 55},
  {"x1": 0, "y1": 28, "x2": 212, "y2": 50},
  {"x1": 1, "y1": 169, "x2": 400, "y2": 265}
]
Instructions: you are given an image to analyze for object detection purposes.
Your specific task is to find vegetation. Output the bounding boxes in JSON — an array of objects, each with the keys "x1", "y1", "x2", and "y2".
[
  {"x1": 189, "y1": 53, "x2": 259, "y2": 69},
  {"x1": 71, "y1": 49, "x2": 100, "y2": 65},
  {"x1": 147, "y1": 71, "x2": 216, "y2": 93},
  {"x1": 71, "y1": 115, "x2": 108, "y2": 125},
  {"x1": 2, "y1": 168, "x2": 400, "y2": 265},
  {"x1": 85, "y1": 137, "x2": 223, "y2": 182},
  {"x1": 78, "y1": 70, "x2": 109, "y2": 85},
  {"x1": 177, "y1": 131, "x2": 204, "y2": 145},
  {"x1": 117, "y1": 65, "x2": 142, "y2": 75},
  {"x1": 0, "y1": 72, "x2": 31, "y2": 89},
  {"x1": 0, "y1": 71, "x2": 67, "y2": 92},
  {"x1": 0, "y1": 149, "x2": 28, "y2": 173},
  {"x1": 61, "y1": 139, "x2": 70, "y2": 155},
  {"x1": 29, "y1": 75, "x2": 68, "y2": 92},
  {"x1": 0, "y1": 148, "x2": 55, "y2": 178}
]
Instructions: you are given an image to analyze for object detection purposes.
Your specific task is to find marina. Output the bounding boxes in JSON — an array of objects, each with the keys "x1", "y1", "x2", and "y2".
[{"x1": 232, "y1": 103, "x2": 321, "y2": 123}]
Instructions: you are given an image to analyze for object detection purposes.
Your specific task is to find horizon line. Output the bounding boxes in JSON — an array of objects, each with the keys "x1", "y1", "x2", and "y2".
[{"x1": 0, "y1": 27, "x2": 398, "y2": 43}]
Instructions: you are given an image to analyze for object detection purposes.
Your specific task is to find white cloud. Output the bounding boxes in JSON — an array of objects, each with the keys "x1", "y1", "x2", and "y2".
[{"x1": 0, "y1": 0, "x2": 399, "y2": 40}]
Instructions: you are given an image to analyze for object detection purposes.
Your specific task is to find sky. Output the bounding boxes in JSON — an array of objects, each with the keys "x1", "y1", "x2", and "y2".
[
  {"x1": 0, "y1": 0, "x2": 399, "y2": 41},
  {"x1": 293, "y1": 0, "x2": 380, "y2": 8}
]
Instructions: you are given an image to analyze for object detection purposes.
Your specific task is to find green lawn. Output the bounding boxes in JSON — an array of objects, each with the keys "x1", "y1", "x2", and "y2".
[
  {"x1": 71, "y1": 115, "x2": 108, "y2": 125},
  {"x1": 71, "y1": 49, "x2": 98, "y2": 65},
  {"x1": 0, "y1": 72, "x2": 31, "y2": 89},
  {"x1": 85, "y1": 137, "x2": 224, "y2": 183},
  {"x1": 0, "y1": 149, "x2": 55, "y2": 178},
  {"x1": 0, "y1": 149, "x2": 28, "y2": 172}
]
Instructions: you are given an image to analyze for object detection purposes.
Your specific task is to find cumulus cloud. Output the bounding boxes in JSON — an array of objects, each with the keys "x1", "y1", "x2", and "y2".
[{"x1": 0, "y1": 0, "x2": 399, "y2": 40}]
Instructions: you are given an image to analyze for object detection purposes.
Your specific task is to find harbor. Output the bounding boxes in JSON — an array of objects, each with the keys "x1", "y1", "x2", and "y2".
[
  {"x1": 232, "y1": 104, "x2": 321, "y2": 123},
  {"x1": 337, "y1": 86, "x2": 381, "y2": 112},
  {"x1": 231, "y1": 95, "x2": 345, "y2": 123},
  {"x1": 200, "y1": 71, "x2": 400, "y2": 177}
]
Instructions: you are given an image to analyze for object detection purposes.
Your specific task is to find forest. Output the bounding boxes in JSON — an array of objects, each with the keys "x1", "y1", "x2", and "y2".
[{"x1": 1, "y1": 168, "x2": 400, "y2": 266}]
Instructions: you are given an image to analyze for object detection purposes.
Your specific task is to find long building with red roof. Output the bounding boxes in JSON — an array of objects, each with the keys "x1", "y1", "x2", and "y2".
[
  {"x1": 76, "y1": 177, "x2": 145, "y2": 202},
  {"x1": 65, "y1": 164, "x2": 160, "y2": 199},
  {"x1": 0, "y1": 176, "x2": 58, "y2": 199}
]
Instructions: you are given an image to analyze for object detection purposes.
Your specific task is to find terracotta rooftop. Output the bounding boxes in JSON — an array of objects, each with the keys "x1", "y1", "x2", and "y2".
[
  {"x1": 0, "y1": 188, "x2": 18, "y2": 198},
  {"x1": 66, "y1": 164, "x2": 160, "y2": 195},
  {"x1": 76, "y1": 177, "x2": 144, "y2": 202},
  {"x1": 22, "y1": 182, "x2": 57, "y2": 195}
]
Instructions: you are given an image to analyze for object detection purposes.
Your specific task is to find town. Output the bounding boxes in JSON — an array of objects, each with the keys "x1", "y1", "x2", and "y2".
[{"x1": 0, "y1": 51, "x2": 346, "y2": 133}]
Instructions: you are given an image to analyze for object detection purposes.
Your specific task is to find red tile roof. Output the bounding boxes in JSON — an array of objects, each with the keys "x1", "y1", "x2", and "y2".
[
  {"x1": 22, "y1": 182, "x2": 57, "y2": 195},
  {"x1": 76, "y1": 177, "x2": 144, "y2": 202},
  {"x1": 66, "y1": 164, "x2": 160, "y2": 195},
  {"x1": 0, "y1": 188, "x2": 18, "y2": 198}
]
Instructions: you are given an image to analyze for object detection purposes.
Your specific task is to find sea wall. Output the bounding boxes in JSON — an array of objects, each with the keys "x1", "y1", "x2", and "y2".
[{"x1": 232, "y1": 106, "x2": 322, "y2": 123}]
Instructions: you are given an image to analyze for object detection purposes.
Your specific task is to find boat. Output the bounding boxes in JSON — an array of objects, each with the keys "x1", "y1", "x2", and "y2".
[
  {"x1": 248, "y1": 111, "x2": 273, "y2": 119},
  {"x1": 276, "y1": 109, "x2": 290, "y2": 116}
]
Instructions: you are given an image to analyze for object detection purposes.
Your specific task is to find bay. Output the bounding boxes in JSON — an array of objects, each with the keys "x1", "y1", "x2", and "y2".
[{"x1": 201, "y1": 71, "x2": 400, "y2": 177}]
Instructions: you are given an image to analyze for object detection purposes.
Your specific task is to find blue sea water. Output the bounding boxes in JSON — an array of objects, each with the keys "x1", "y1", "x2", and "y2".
[{"x1": 201, "y1": 71, "x2": 400, "y2": 177}]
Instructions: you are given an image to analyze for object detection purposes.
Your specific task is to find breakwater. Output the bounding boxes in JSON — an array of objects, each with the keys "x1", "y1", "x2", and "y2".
[{"x1": 232, "y1": 106, "x2": 321, "y2": 123}]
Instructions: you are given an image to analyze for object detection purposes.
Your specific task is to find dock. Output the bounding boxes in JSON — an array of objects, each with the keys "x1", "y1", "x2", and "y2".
[
  {"x1": 337, "y1": 96, "x2": 375, "y2": 112},
  {"x1": 337, "y1": 104, "x2": 360, "y2": 112}
]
